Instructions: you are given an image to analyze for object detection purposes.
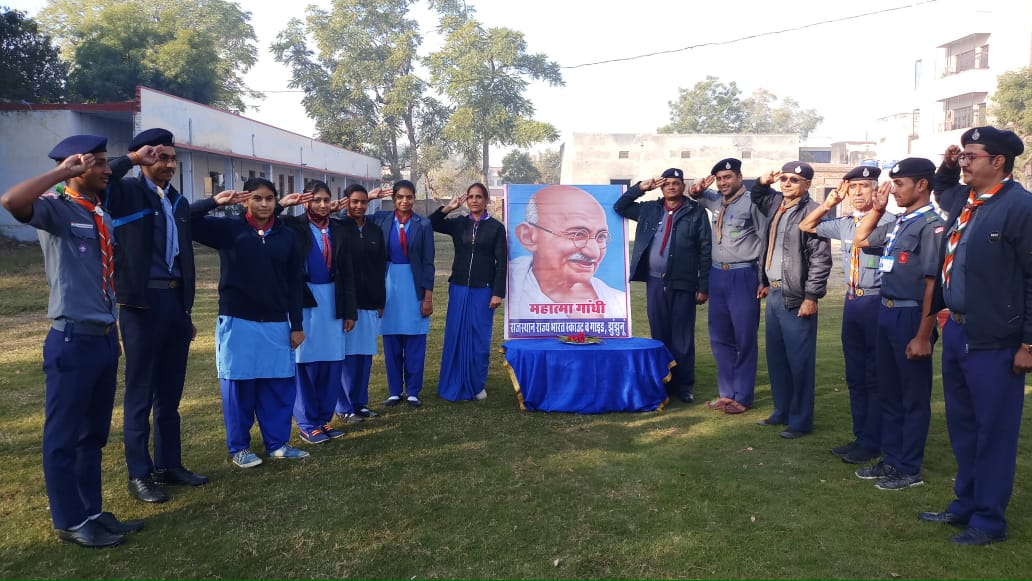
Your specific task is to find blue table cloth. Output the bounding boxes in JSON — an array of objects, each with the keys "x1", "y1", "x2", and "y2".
[{"x1": 502, "y1": 337, "x2": 674, "y2": 413}]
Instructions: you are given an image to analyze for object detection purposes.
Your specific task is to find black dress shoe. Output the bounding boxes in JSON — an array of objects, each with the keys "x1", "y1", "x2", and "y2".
[
  {"x1": 677, "y1": 393, "x2": 695, "y2": 403},
  {"x1": 756, "y1": 417, "x2": 784, "y2": 426},
  {"x1": 951, "y1": 526, "x2": 1006, "y2": 545},
  {"x1": 918, "y1": 511, "x2": 967, "y2": 527},
  {"x1": 831, "y1": 441, "x2": 857, "y2": 457},
  {"x1": 94, "y1": 512, "x2": 144, "y2": 534},
  {"x1": 842, "y1": 446, "x2": 881, "y2": 465},
  {"x1": 153, "y1": 466, "x2": 209, "y2": 486},
  {"x1": 779, "y1": 429, "x2": 809, "y2": 439},
  {"x1": 128, "y1": 476, "x2": 169, "y2": 503},
  {"x1": 57, "y1": 519, "x2": 123, "y2": 548}
]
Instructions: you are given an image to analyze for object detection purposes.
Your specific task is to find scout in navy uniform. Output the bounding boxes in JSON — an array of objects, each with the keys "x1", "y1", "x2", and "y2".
[
  {"x1": 689, "y1": 158, "x2": 765, "y2": 414},
  {"x1": 852, "y1": 158, "x2": 944, "y2": 490},
  {"x1": 751, "y1": 161, "x2": 832, "y2": 438},
  {"x1": 334, "y1": 185, "x2": 387, "y2": 421},
  {"x1": 191, "y1": 178, "x2": 309, "y2": 467},
  {"x1": 104, "y1": 128, "x2": 208, "y2": 504},
  {"x1": 277, "y1": 180, "x2": 357, "y2": 443},
  {"x1": 922, "y1": 126, "x2": 1032, "y2": 545},
  {"x1": 615, "y1": 167, "x2": 712, "y2": 404},
  {"x1": 1, "y1": 136, "x2": 143, "y2": 547},
  {"x1": 799, "y1": 166, "x2": 894, "y2": 464}
]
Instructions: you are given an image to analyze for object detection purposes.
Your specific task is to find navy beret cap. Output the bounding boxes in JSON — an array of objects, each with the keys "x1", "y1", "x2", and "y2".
[
  {"x1": 961, "y1": 126, "x2": 1024, "y2": 158},
  {"x1": 888, "y1": 157, "x2": 936, "y2": 179},
  {"x1": 842, "y1": 166, "x2": 881, "y2": 181},
  {"x1": 780, "y1": 161, "x2": 814, "y2": 180},
  {"x1": 711, "y1": 158, "x2": 742, "y2": 175},
  {"x1": 129, "y1": 128, "x2": 174, "y2": 151},
  {"x1": 47, "y1": 135, "x2": 107, "y2": 161},
  {"x1": 661, "y1": 168, "x2": 684, "y2": 180}
]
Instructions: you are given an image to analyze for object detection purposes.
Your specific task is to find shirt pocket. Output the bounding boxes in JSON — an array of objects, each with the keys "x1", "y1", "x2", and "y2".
[{"x1": 726, "y1": 216, "x2": 750, "y2": 238}]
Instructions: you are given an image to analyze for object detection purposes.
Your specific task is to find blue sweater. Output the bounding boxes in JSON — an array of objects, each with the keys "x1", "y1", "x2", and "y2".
[{"x1": 191, "y1": 198, "x2": 304, "y2": 331}]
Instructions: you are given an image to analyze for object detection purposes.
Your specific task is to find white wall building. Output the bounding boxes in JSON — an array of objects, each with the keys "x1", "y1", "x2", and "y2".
[{"x1": 0, "y1": 86, "x2": 381, "y2": 241}]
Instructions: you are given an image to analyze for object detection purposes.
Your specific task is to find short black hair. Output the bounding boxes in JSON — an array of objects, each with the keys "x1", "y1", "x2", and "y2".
[{"x1": 981, "y1": 144, "x2": 1017, "y2": 174}]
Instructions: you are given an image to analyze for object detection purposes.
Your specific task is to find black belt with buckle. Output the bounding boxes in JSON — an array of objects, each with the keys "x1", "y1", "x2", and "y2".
[
  {"x1": 769, "y1": 280, "x2": 782, "y2": 288},
  {"x1": 950, "y1": 312, "x2": 967, "y2": 324},
  {"x1": 51, "y1": 319, "x2": 114, "y2": 336},
  {"x1": 148, "y1": 279, "x2": 182, "y2": 289}
]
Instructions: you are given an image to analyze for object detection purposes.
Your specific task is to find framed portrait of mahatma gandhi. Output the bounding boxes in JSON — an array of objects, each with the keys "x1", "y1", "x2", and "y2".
[{"x1": 505, "y1": 184, "x2": 631, "y2": 339}]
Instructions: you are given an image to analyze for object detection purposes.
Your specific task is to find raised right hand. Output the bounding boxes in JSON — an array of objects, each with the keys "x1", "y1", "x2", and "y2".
[
  {"x1": 759, "y1": 170, "x2": 781, "y2": 186},
  {"x1": 213, "y1": 189, "x2": 251, "y2": 206},
  {"x1": 873, "y1": 181, "x2": 893, "y2": 211},
  {"x1": 943, "y1": 144, "x2": 962, "y2": 167},
  {"x1": 279, "y1": 192, "x2": 312, "y2": 208},
  {"x1": 59, "y1": 153, "x2": 95, "y2": 178}
]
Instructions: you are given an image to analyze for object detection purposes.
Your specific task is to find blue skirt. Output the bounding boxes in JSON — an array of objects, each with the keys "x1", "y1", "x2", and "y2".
[
  {"x1": 380, "y1": 263, "x2": 430, "y2": 336},
  {"x1": 215, "y1": 316, "x2": 295, "y2": 380},
  {"x1": 345, "y1": 309, "x2": 381, "y2": 356},
  {"x1": 437, "y1": 284, "x2": 495, "y2": 401},
  {"x1": 295, "y1": 282, "x2": 346, "y2": 363}
]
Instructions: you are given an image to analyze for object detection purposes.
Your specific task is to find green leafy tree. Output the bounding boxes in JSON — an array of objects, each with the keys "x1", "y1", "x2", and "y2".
[
  {"x1": 426, "y1": 3, "x2": 563, "y2": 182},
  {"x1": 0, "y1": 7, "x2": 66, "y2": 103},
  {"x1": 659, "y1": 76, "x2": 823, "y2": 139},
  {"x1": 499, "y1": 150, "x2": 540, "y2": 184},
  {"x1": 533, "y1": 148, "x2": 562, "y2": 184},
  {"x1": 991, "y1": 66, "x2": 1032, "y2": 183},
  {"x1": 38, "y1": 0, "x2": 259, "y2": 112},
  {"x1": 272, "y1": 0, "x2": 447, "y2": 182}
]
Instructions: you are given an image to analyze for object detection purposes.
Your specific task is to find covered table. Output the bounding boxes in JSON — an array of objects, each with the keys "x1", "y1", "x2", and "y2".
[{"x1": 501, "y1": 337, "x2": 674, "y2": 413}]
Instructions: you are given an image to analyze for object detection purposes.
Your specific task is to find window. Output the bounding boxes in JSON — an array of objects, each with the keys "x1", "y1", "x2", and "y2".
[
  {"x1": 911, "y1": 109, "x2": 921, "y2": 138},
  {"x1": 942, "y1": 93, "x2": 988, "y2": 131},
  {"x1": 278, "y1": 174, "x2": 285, "y2": 195},
  {"x1": 248, "y1": 170, "x2": 255, "y2": 180},
  {"x1": 680, "y1": 150, "x2": 691, "y2": 159},
  {"x1": 618, "y1": 150, "x2": 630, "y2": 159},
  {"x1": 610, "y1": 178, "x2": 631, "y2": 186},
  {"x1": 287, "y1": 175, "x2": 295, "y2": 194},
  {"x1": 741, "y1": 150, "x2": 752, "y2": 159},
  {"x1": 940, "y1": 34, "x2": 991, "y2": 77}
]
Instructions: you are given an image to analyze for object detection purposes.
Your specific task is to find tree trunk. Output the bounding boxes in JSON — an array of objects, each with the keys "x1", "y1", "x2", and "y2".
[
  {"x1": 481, "y1": 139, "x2": 490, "y2": 185},
  {"x1": 404, "y1": 110, "x2": 419, "y2": 192}
]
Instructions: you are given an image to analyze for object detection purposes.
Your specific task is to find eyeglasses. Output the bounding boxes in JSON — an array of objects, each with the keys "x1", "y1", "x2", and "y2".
[
  {"x1": 778, "y1": 176, "x2": 805, "y2": 184},
  {"x1": 527, "y1": 222, "x2": 610, "y2": 249},
  {"x1": 957, "y1": 153, "x2": 998, "y2": 164}
]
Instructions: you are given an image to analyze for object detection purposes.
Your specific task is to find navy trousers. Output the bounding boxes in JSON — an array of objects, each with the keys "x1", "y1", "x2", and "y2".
[
  {"x1": 41, "y1": 325, "x2": 119, "y2": 529},
  {"x1": 219, "y1": 378, "x2": 295, "y2": 454},
  {"x1": 294, "y1": 361, "x2": 343, "y2": 433},
  {"x1": 383, "y1": 334, "x2": 427, "y2": 398},
  {"x1": 876, "y1": 305, "x2": 934, "y2": 476},
  {"x1": 841, "y1": 294, "x2": 882, "y2": 452},
  {"x1": 707, "y1": 266, "x2": 760, "y2": 406},
  {"x1": 337, "y1": 355, "x2": 372, "y2": 415},
  {"x1": 942, "y1": 320, "x2": 1025, "y2": 537},
  {"x1": 119, "y1": 288, "x2": 193, "y2": 478},
  {"x1": 646, "y1": 277, "x2": 698, "y2": 399},
  {"x1": 764, "y1": 289, "x2": 817, "y2": 432}
]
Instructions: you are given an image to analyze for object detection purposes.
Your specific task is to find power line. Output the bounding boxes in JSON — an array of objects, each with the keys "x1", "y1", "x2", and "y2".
[{"x1": 562, "y1": 0, "x2": 939, "y2": 70}]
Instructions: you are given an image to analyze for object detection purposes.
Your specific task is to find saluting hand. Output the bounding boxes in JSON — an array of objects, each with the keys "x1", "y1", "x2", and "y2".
[
  {"x1": 59, "y1": 153, "x2": 95, "y2": 178},
  {"x1": 873, "y1": 181, "x2": 893, "y2": 211},
  {"x1": 290, "y1": 331, "x2": 305, "y2": 350},
  {"x1": 690, "y1": 175, "x2": 715, "y2": 195},
  {"x1": 943, "y1": 144, "x2": 962, "y2": 168},
  {"x1": 826, "y1": 180, "x2": 849, "y2": 209},
  {"x1": 758, "y1": 170, "x2": 781, "y2": 186},
  {"x1": 369, "y1": 187, "x2": 392, "y2": 200},
  {"x1": 279, "y1": 192, "x2": 312, "y2": 208},
  {"x1": 640, "y1": 177, "x2": 665, "y2": 192},
  {"x1": 213, "y1": 189, "x2": 251, "y2": 206},
  {"x1": 444, "y1": 192, "x2": 468, "y2": 213},
  {"x1": 133, "y1": 145, "x2": 162, "y2": 166}
]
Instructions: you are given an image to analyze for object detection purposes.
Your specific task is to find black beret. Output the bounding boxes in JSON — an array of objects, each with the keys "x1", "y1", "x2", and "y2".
[
  {"x1": 129, "y1": 128, "x2": 174, "y2": 151},
  {"x1": 961, "y1": 126, "x2": 1024, "y2": 158},
  {"x1": 711, "y1": 158, "x2": 742, "y2": 175},
  {"x1": 47, "y1": 135, "x2": 107, "y2": 162},
  {"x1": 780, "y1": 161, "x2": 813, "y2": 181},
  {"x1": 842, "y1": 166, "x2": 881, "y2": 181},
  {"x1": 888, "y1": 157, "x2": 936, "y2": 179},
  {"x1": 661, "y1": 168, "x2": 684, "y2": 180}
]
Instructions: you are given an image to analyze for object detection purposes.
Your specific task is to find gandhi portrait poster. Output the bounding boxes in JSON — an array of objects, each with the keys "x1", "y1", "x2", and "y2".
[{"x1": 505, "y1": 184, "x2": 632, "y2": 339}]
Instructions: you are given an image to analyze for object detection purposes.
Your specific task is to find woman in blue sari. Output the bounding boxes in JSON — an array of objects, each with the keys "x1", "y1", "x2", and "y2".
[
  {"x1": 370, "y1": 180, "x2": 435, "y2": 408},
  {"x1": 430, "y1": 183, "x2": 507, "y2": 401}
]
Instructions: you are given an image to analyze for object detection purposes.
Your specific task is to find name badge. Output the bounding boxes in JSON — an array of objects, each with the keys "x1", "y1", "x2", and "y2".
[{"x1": 878, "y1": 256, "x2": 895, "y2": 273}]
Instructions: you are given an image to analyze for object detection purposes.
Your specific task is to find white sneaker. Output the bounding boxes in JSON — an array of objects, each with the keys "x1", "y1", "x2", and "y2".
[{"x1": 475, "y1": 389, "x2": 487, "y2": 400}]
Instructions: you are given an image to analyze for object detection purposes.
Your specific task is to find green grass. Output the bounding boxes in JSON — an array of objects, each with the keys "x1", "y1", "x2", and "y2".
[{"x1": 1, "y1": 235, "x2": 1031, "y2": 579}]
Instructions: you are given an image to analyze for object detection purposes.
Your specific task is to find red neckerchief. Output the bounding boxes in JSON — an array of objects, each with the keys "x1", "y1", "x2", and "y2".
[
  {"x1": 245, "y1": 212, "x2": 274, "y2": 236},
  {"x1": 658, "y1": 198, "x2": 685, "y2": 257},
  {"x1": 395, "y1": 211, "x2": 412, "y2": 256},
  {"x1": 65, "y1": 186, "x2": 115, "y2": 297},
  {"x1": 307, "y1": 209, "x2": 332, "y2": 270}
]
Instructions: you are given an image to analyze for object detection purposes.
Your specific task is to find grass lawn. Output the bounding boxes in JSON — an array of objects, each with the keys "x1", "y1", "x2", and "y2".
[{"x1": 1, "y1": 234, "x2": 1030, "y2": 579}]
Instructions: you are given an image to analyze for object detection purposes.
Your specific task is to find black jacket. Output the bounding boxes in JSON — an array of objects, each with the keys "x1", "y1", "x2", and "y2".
[
  {"x1": 931, "y1": 176, "x2": 1032, "y2": 349},
  {"x1": 105, "y1": 156, "x2": 196, "y2": 311},
  {"x1": 429, "y1": 209, "x2": 507, "y2": 297},
  {"x1": 280, "y1": 214, "x2": 359, "y2": 321},
  {"x1": 338, "y1": 217, "x2": 387, "y2": 311},
  {"x1": 614, "y1": 185, "x2": 712, "y2": 293},
  {"x1": 751, "y1": 184, "x2": 832, "y2": 309}
]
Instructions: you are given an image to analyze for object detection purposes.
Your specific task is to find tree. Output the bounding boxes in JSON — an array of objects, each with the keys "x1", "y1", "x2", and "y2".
[
  {"x1": 37, "y1": 0, "x2": 259, "y2": 112},
  {"x1": 659, "y1": 76, "x2": 823, "y2": 139},
  {"x1": 427, "y1": 4, "x2": 563, "y2": 182},
  {"x1": 499, "y1": 150, "x2": 540, "y2": 184},
  {"x1": 272, "y1": 0, "x2": 447, "y2": 183},
  {"x1": 0, "y1": 7, "x2": 66, "y2": 103},
  {"x1": 533, "y1": 148, "x2": 562, "y2": 184},
  {"x1": 991, "y1": 66, "x2": 1032, "y2": 183}
]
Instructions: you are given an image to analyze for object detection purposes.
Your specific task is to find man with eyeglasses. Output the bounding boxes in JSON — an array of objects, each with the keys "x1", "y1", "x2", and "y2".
[
  {"x1": 751, "y1": 162, "x2": 832, "y2": 438},
  {"x1": 920, "y1": 126, "x2": 1032, "y2": 545},
  {"x1": 511, "y1": 185, "x2": 628, "y2": 319},
  {"x1": 615, "y1": 168, "x2": 711, "y2": 403}
]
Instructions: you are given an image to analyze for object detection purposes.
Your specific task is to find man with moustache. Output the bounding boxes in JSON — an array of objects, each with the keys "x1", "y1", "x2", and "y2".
[
  {"x1": 920, "y1": 126, "x2": 1032, "y2": 545},
  {"x1": 688, "y1": 158, "x2": 765, "y2": 414},
  {"x1": 853, "y1": 158, "x2": 944, "y2": 491},
  {"x1": 800, "y1": 166, "x2": 894, "y2": 464},
  {"x1": 615, "y1": 168, "x2": 711, "y2": 403},
  {"x1": 751, "y1": 161, "x2": 832, "y2": 439}
]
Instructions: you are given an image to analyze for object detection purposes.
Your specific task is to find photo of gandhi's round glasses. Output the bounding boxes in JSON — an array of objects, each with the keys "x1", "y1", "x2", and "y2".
[{"x1": 527, "y1": 222, "x2": 611, "y2": 249}]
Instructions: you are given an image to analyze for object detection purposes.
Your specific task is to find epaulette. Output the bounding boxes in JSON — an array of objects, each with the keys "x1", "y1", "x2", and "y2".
[{"x1": 925, "y1": 213, "x2": 938, "y2": 223}]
